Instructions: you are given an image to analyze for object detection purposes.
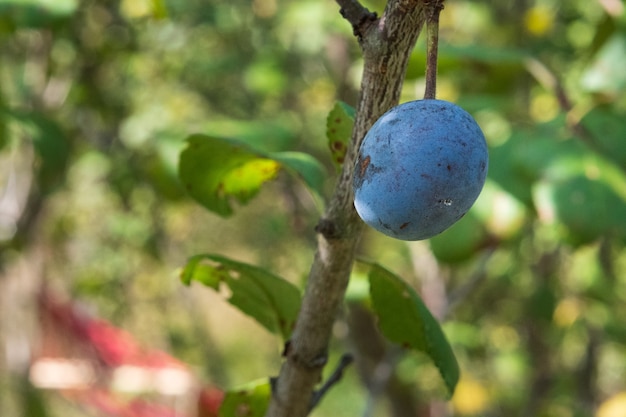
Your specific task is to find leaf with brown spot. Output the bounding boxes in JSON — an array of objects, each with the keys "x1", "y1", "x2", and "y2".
[{"x1": 326, "y1": 101, "x2": 355, "y2": 171}]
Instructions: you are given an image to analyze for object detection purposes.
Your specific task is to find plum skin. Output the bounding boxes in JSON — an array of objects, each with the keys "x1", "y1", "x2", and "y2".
[{"x1": 353, "y1": 99, "x2": 489, "y2": 241}]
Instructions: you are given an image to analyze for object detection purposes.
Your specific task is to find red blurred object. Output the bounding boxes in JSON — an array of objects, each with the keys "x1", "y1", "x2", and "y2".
[
  {"x1": 197, "y1": 387, "x2": 224, "y2": 417},
  {"x1": 31, "y1": 290, "x2": 224, "y2": 417}
]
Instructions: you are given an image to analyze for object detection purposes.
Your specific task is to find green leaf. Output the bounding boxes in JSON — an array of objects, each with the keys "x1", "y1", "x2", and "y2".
[
  {"x1": 533, "y1": 175, "x2": 626, "y2": 245},
  {"x1": 581, "y1": 32, "x2": 626, "y2": 93},
  {"x1": 440, "y1": 44, "x2": 527, "y2": 64},
  {"x1": 487, "y1": 132, "x2": 535, "y2": 207},
  {"x1": 472, "y1": 179, "x2": 527, "y2": 241},
  {"x1": 139, "y1": 132, "x2": 187, "y2": 201},
  {"x1": 180, "y1": 256, "x2": 225, "y2": 290},
  {"x1": 178, "y1": 134, "x2": 279, "y2": 216},
  {"x1": 0, "y1": 0, "x2": 76, "y2": 31},
  {"x1": 26, "y1": 113, "x2": 71, "y2": 191},
  {"x1": 529, "y1": 283, "x2": 557, "y2": 323},
  {"x1": 5, "y1": 110, "x2": 70, "y2": 193},
  {"x1": 326, "y1": 101, "x2": 355, "y2": 170},
  {"x1": 178, "y1": 135, "x2": 325, "y2": 216},
  {"x1": 20, "y1": 377, "x2": 50, "y2": 417},
  {"x1": 367, "y1": 263, "x2": 459, "y2": 396},
  {"x1": 271, "y1": 151, "x2": 326, "y2": 197},
  {"x1": 202, "y1": 118, "x2": 297, "y2": 153},
  {"x1": 530, "y1": 145, "x2": 626, "y2": 245},
  {"x1": 219, "y1": 379, "x2": 271, "y2": 417},
  {"x1": 580, "y1": 105, "x2": 626, "y2": 170},
  {"x1": 429, "y1": 212, "x2": 488, "y2": 264},
  {"x1": 180, "y1": 254, "x2": 301, "y2": 340},
  {"x1": 151, "y1": 0, "x2": 169, "y2": 19}
]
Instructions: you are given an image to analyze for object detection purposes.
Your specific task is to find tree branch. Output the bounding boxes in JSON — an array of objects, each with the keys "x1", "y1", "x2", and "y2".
[
  {"x1": 265, "y1": 1, "x2": 429, "y2": 416},
  {"x1": 336, "y1": 0, "x2": 378, "y2": 39},
  {"x1": 309, "y1": 353, "x2": 355, "y2": 410}
]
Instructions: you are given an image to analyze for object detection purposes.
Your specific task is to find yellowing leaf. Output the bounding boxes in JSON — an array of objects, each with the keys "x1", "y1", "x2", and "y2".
[
  {"x1": 178, "y1": 135, "x2": 325, "y2": 217},
  {"x1": 221, "y1": 159, "x2": 280, "y2": 199}
]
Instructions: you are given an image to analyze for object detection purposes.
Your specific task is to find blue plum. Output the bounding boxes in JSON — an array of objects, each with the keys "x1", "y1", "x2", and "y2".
[{"x1": 353, "y1": 99, "x2": 488, "y2": 240}]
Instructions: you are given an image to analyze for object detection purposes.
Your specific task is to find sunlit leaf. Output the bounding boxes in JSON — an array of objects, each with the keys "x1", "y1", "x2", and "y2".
[
  {"x1": 178, "y1": 134, "x2": 279, "y2": 216},
  {"x1": 219, "y1": 379, "x2": 271, "y2": 417},
  {"x1": 178, "y1": 135, "x2": 325, "y2": 216},
  {"x1": 181, "y1": 254, "x2": 301, "y2": 340},
  {"x1": 0, "y1": 0, "x2": 76, "y2": 30},
  {"x1": 366, "y1": 262, "x2": 459, "y2": 396},
  {"x1": 223, "y1": 158, "x2": 281, "y2": 197},
  {"x1": 326, "y1": 101, "x2": 355, "y2": 170},
  {"x1": 345, "y1": 270, "x2": 370, "y2": 303},
  {"x1": 581, "y1": 33, "x2": 626, "y2": 93},
  {"x1": 152, "y1": 0, "x2": 168, "y2": 18},
  {"x1": 180, "y1": 256, "x2": 225, "y2": 290},
  {"x1": 472, "y1": 180, "x2": 527, "y2": 241}
]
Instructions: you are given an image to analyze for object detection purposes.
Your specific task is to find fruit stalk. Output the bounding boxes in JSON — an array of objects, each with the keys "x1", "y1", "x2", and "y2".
[{"x1": 424, "y1": 0, "x2": 444, "y2": 100}]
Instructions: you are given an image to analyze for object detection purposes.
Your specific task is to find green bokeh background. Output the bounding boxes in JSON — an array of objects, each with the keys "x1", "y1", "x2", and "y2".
[{"x1": 1, "y1": 0, "x2": 625, "y2": 416}]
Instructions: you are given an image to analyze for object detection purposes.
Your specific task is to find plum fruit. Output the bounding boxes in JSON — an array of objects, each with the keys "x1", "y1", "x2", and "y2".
[{"x1": 353, "y1": 99, "x2": 489, "y2": 240}]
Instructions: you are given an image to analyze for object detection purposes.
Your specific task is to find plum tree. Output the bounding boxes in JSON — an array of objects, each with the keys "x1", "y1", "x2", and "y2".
[{"x1": 353, "y1": 99, "x2": 489, "y2": 240}]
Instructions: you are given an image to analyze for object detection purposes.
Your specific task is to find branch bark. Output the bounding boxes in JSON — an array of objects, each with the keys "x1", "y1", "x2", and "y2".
[{"x1": 265, "y1": 1, "x2": 429, "y2": 416}]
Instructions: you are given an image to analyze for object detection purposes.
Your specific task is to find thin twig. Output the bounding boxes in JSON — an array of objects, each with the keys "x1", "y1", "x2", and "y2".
[
  {"x1": 309, "y1": 354, "x2": 355, "y2": 410},
  {"x1": 523, "y1": 57, "x2": 598, "y2": 149}
]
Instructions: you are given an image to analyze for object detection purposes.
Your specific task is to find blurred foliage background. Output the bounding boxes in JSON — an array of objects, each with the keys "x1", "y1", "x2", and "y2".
[{"x1": 1, "y1": 0, "x2": 626, "y2": 416}]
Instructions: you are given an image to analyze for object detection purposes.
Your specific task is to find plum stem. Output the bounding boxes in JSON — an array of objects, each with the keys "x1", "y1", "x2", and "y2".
[{"x1": 424, "y1": 0, "x2": 444, "y2": 100}]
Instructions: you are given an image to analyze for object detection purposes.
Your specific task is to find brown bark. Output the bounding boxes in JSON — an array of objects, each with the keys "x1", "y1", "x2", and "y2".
[{"x1": 265, "y1": 1, "x2": 430, "y2": 416}]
